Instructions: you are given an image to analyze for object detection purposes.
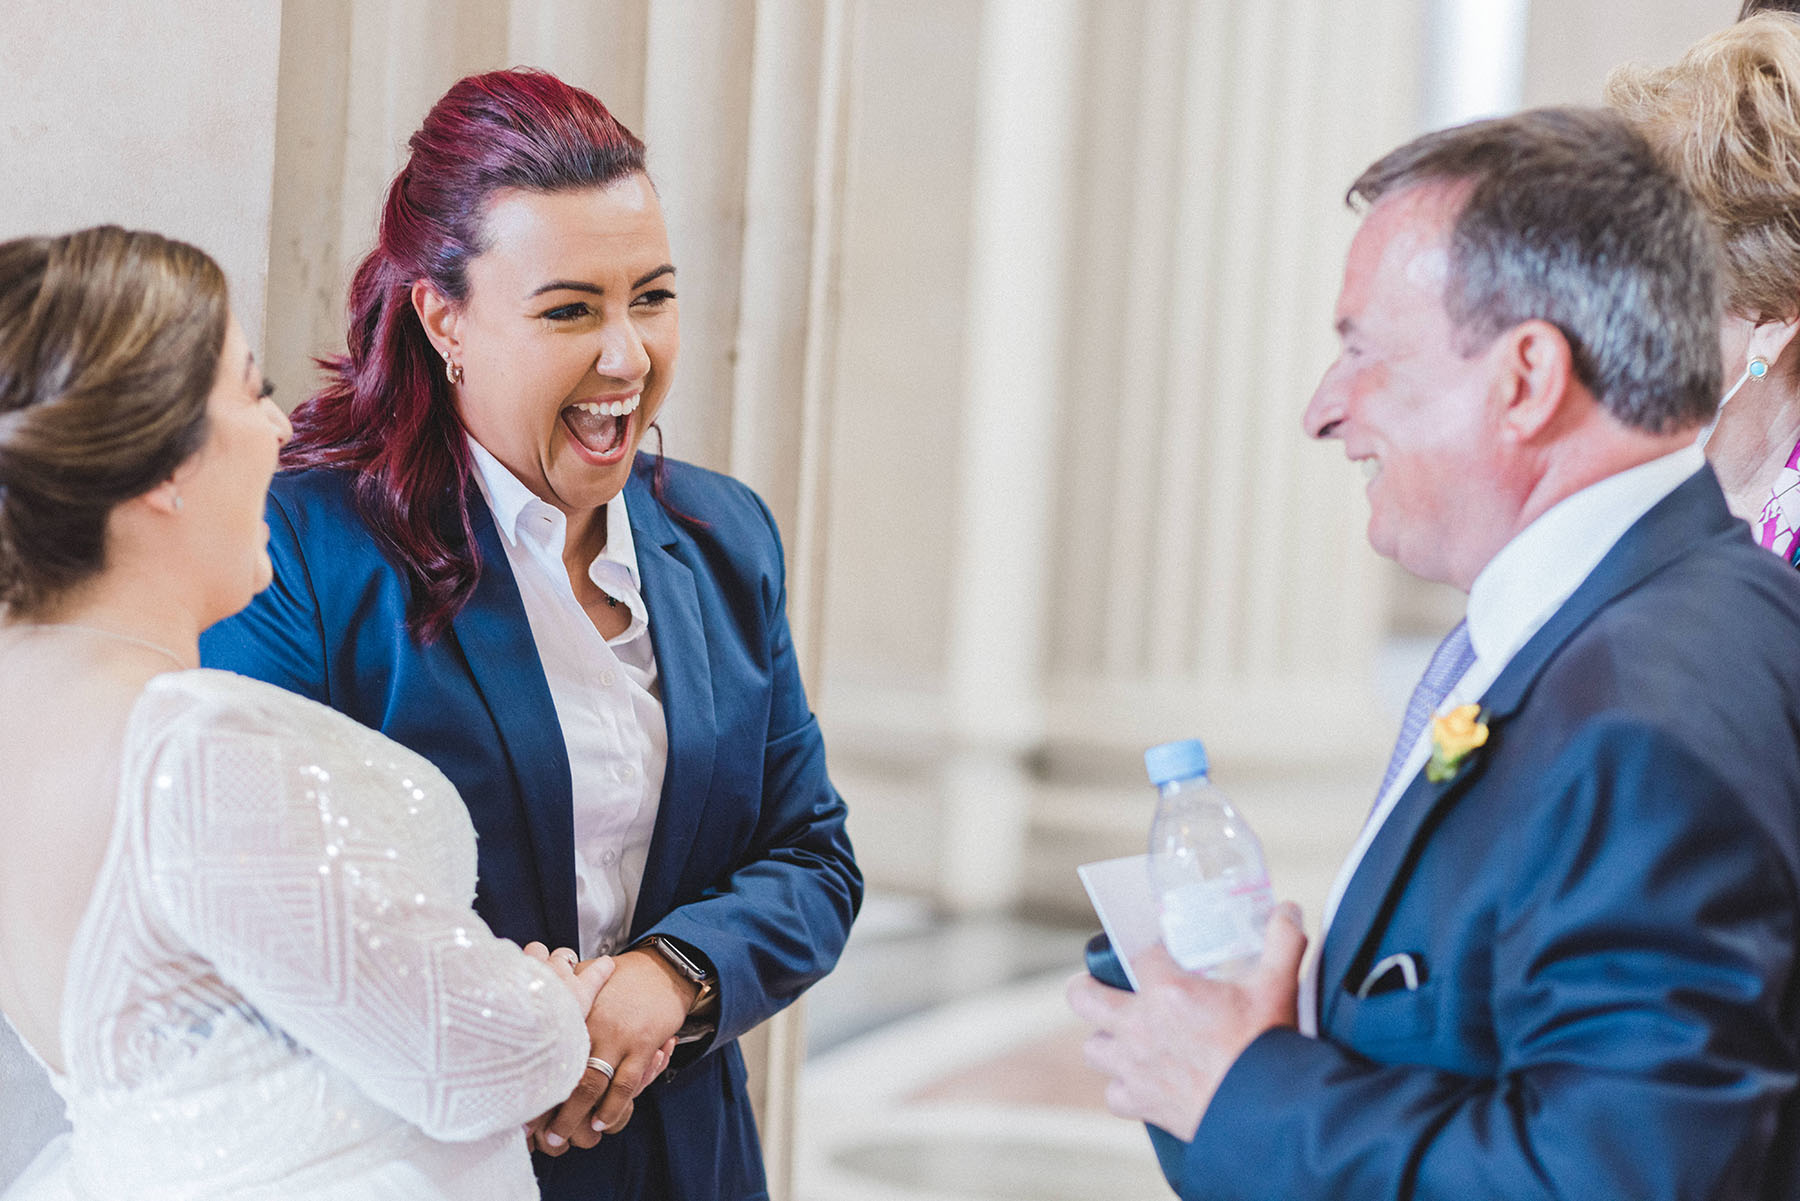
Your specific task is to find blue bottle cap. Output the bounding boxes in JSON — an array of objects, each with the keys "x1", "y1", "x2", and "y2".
[{"x1": 1145, "y1": 739, "x2": 1209, "y2": 786}]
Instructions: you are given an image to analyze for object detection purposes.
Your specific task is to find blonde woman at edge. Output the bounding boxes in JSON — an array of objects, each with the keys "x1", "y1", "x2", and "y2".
[
  {"x1": 1609, "y1": 13, "x2": 1800, "y2": 564},
  {"x1": 0, "y1": 227, "x2": 612, "y2": 1199}
]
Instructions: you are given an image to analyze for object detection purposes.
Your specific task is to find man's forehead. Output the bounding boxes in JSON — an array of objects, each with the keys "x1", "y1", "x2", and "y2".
[{"x1": 1341, "y1": 183, "x2": 1463, "y2": 319}]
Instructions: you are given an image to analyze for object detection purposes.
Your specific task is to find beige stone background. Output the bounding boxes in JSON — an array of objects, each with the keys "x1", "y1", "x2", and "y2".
[{"x1": 0, "y1": 1, "x2": 1738, "y2": 1197}]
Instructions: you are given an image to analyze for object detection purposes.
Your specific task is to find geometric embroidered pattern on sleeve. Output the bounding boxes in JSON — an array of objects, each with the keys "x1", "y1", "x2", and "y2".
[{"x1": 35, "y1": 669, "x2": 590, "y2": 1200}]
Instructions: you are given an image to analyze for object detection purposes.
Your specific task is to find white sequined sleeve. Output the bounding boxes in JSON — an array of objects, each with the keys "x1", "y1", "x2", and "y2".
[{"x1": 140, "y1": 697, "x2": 590, "y2": 1142}]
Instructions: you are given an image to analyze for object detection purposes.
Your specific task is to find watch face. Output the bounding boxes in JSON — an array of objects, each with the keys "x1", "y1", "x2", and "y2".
[{"x1": 649, "y1": 936, "x2": 708, "y2": 982}]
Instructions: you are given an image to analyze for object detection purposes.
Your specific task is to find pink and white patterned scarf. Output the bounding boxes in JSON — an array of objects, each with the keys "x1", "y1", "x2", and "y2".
[{"x1": 1754, "y1": 437, "x2": 1800, "y2": 563}]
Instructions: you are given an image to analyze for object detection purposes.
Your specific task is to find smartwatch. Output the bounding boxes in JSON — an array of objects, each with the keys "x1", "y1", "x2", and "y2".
[{"x1": 632, "y1": 934, "x2": 718, "y2": 1040}]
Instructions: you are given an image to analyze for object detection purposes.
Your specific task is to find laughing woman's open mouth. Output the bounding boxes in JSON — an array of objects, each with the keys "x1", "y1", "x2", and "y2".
[{"x1": 561, "y1": 394, "x2": 640, "y2": 464}]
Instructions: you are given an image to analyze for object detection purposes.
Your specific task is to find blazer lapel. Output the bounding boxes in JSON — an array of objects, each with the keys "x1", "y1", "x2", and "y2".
[
  {"x1": 626, "y1": 465, "x2": 718, "y2": 934},
  {"x1": 450, "y1": 492, "x2": 580, "y2": 950},
  {"x1": 1318, "y1": 756, "x2": 1484, "y2": 1030},
  {"x1": 1319, "y1": 467, "x2": 1739, "y2": 1029}
]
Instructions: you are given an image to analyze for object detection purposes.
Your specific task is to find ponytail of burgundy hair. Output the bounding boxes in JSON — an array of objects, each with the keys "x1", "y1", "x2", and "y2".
[{"x1": 283, "y1": 68, "x2": 649, "y2": 643}]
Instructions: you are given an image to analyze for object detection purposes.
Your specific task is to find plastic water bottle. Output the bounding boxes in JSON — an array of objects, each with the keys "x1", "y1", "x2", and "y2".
[{"x1": 1145, "y1": 738, "x2": 1274, "y2": 978}]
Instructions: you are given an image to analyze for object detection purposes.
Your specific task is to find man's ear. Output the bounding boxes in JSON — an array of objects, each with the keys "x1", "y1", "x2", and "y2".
[
  {"x1": 411, "y1": 280, "x2": 461, "y2": 362},
  {"x1": 1495, "y1": 319, "x2": 1575, "y2": 443}
]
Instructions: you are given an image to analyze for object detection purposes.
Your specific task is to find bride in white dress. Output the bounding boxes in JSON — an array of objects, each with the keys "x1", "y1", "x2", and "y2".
[{"x1": 0, "y1": 227, "x2": 609, "y2": 1199}]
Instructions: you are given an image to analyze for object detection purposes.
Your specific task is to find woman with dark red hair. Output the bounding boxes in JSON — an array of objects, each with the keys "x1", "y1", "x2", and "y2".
[{"x1": 202, "y1": 68, "x2": 861, "y2": 1201}]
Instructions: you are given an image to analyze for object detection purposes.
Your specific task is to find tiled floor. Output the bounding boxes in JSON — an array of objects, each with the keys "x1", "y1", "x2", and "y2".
[
  {"x1": 793, "y1": 699, "x2": 1396, "y2": 1201},
  {"x1": 800, "y1": 956, "x2": 1173, "y2": 1201},
  {"x1": 794, "y1": 845, "x2": 1360, "y2": 1200}
]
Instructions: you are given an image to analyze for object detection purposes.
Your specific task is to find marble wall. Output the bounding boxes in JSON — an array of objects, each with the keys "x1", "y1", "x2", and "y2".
[{"x1": 0, "y1": 1, "x2": 282, "y2": 343}]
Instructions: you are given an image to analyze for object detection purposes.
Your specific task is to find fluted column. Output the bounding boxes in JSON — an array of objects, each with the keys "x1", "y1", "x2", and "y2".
[
  {"x1": 1043, "y1": 0, "x2": 1424, "y2": 764},
  {"x1": 931, "y1": 0, "x2": 1083, "y2": 912},
  {"x1": 638, "y1": 4, "x2": 859, "y2": 1194},
  {"x1": 815, "y1": 0, "x2": 1431, "y2": 919}
]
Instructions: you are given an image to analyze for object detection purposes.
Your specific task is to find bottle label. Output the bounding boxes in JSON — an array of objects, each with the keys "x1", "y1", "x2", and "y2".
[{"x1": 1159, "y1": 877, "x2": 1274, "y2": 975}]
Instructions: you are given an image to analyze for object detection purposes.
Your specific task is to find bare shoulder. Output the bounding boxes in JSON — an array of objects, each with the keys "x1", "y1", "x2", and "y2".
[{"x1": 0, "y1": 634, "x2": 152, "y2": 768}]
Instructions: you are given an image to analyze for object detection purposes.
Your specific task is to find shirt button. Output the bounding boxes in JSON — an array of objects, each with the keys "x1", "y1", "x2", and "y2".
[
  {"x1": 600, "y1": 670, "x2": 616, "y2": 687},
  {"x1": 620, "y1": 764, "x2": 636, "y2": 781},
  {"x1": 603, "y1": 850, "x2": 619, "y2": 866}
]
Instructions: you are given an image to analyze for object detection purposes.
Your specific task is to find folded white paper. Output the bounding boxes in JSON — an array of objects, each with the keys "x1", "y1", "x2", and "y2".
[{"x1": 1077, "y1": 853, "x2": 1163, "y2": 991}]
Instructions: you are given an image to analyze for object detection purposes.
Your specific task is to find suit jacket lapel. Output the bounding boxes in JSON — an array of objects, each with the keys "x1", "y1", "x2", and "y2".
[
  {"x1": 626, "y1": 464, "x2": 718, "y2": 934},
  {"x1": 450, "y1": 491, "x2": 580, "y2": 950},
  {"x1": 1319, "y1": 467, "x2": 1738, "y2": 1030}
]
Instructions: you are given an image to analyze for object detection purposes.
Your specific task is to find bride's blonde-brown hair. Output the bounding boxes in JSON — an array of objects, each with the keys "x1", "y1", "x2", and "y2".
[
  {"x1": 1607, "y1": 13, "x2": 1800, "y2": 323},
  {"x1": 0, "y1": 227, "x2": 226, "y2": 616}
]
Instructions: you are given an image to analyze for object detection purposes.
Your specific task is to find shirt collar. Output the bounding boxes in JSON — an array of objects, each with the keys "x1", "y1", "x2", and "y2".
[
  {"x1": 466, "y1": 435, "x2": 540, "y2": 548},
  {"x1": 465, "y1": 434, "x2": 642, "y2": 591},
  {"x1": 597, "y1": 478, "x2": 641, "y2": 592},
  {"x1": 1466, "y1": 444, "x2": 1704, "y2": 668}
]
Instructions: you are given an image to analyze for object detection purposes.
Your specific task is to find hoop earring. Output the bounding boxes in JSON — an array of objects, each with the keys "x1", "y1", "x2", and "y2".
[{"x1": 444, "y1": 356, "x2": 464, "y2": 385}]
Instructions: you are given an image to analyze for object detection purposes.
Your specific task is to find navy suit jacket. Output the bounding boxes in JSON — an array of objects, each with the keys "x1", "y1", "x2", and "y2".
[
  {"x1": 201, "y1": 454, "x2": 862, "y2": 1201},
  {"x1": 1173, "y1": 468, "x2": 1800, "y2": 1199}
]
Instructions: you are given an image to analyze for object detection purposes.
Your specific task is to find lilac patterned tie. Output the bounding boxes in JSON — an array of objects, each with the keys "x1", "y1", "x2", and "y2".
[{"x1": 1376, "y1": 618, "x2": 1476, "y2": 803}]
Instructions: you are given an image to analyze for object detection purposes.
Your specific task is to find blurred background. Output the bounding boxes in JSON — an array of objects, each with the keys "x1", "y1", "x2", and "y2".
[{"x1": 0, "y1": 1, "x2": 1740, "y2": 1198}]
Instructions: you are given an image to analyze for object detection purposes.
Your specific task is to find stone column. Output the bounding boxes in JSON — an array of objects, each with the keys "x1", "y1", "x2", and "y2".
[
  {"x1": 1042, "y1": 0, "x2": 1426, "y2": 773},
  {"x1": 817, "y1": 0, "x2": 1433, "y2": 921},
  {"x1": 933, "y1": 0, "x2": 1084, "y2": 913}
]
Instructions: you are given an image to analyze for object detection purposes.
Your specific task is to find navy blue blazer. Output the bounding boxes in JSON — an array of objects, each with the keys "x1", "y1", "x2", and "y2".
[
  {"x1": 1172, "y1": 468, "x2": 1800, "y2": 1199},
  {"x1": 201, "y1": 454, "x2": 862, "y2": 1201}
]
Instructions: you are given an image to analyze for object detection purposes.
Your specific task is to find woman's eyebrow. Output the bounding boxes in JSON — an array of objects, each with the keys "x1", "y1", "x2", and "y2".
[
  {"x1": 525, "y1": 266, "x2": 675, "y2": 301},
  {"x1": 527, "y1": 280, "x2": 604, "y2": 299}
]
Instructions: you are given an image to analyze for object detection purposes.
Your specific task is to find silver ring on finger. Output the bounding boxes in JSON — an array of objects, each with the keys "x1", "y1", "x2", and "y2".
[
  {"x1": 586, "y1": 1056, "x2": 616, "y2": 1081},
  {"x1": 553, "y1": 948, "x2": 580, "y2": 968}
]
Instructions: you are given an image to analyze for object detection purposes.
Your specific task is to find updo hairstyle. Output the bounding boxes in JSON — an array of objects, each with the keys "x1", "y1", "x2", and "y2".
[
  {"x1": 0, "y1": 226, "x2": 226, "y2": 616},
  {"x1": 1606, "y1": 13, "x2": 1800, "y2": 322}
]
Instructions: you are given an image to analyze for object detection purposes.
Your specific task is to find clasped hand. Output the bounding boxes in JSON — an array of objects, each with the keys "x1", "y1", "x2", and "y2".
[
  {"x1": 521, "y1": 942, "x2": 694, "y2": 1155},
  {"x1": 1066, "y1": 903, "x2": 1307, "y2": 1142}
]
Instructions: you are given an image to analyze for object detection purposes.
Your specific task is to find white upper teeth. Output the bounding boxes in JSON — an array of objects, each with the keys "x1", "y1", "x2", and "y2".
[{"x1": 573, "y1": 396, "x2": 640, "y2": 418}]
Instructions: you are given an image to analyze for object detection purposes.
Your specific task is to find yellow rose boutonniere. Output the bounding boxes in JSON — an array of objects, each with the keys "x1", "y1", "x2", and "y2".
[{"x1": 1426, "y1": 703, "x2": 1489, "y2": 783}]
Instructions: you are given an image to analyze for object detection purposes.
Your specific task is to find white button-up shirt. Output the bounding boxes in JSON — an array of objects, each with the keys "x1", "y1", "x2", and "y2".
[
  {"x1": 467, "y1": 438, "x2": 668, "y2": 960},
  {"x1": 1301, "y1": 445, "x2": 1706, "y2": 1035}
]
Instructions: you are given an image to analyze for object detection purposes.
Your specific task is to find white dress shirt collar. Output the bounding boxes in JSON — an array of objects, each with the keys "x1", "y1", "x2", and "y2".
[
  {"x1": 464, "y1": 435, "x2": 642, "y2": 596},
  {"x1": 1461, "y1": 444, "x2": 1704, "y2": 680}
]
